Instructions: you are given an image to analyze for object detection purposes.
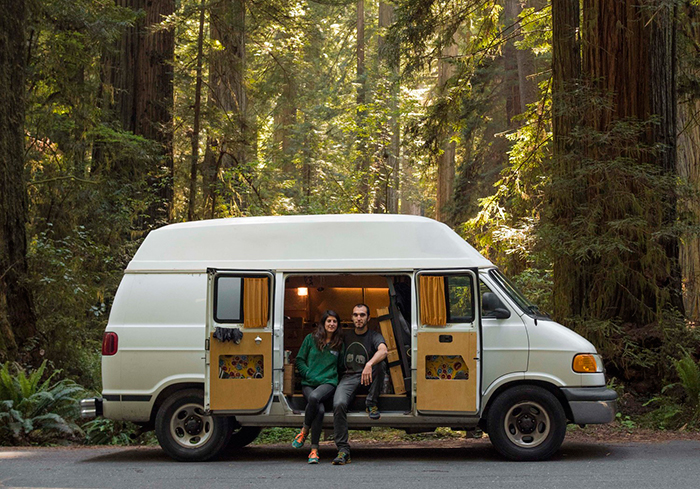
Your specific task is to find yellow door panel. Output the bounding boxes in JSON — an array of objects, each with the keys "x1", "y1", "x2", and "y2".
[
  {"x1": 209, "y1": 331, "x2": 272, "y2": 413},
  {"x1": 416, "y1": 331, "x2": 477, "y2": 414}
]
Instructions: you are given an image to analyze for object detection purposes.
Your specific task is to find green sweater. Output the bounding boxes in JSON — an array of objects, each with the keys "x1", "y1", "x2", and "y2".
[{"x1": 295, "y1": 334, "x2": 344, "y2": 387}]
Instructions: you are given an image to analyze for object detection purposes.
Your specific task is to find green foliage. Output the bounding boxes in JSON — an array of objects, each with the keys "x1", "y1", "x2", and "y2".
[
  {"x1": 639, "y1": 353, "x2": 700, "y2": 430},
  {"x1": 615, "y1": 412, "x2": 637, "y2": 432},
  {"x1": 675, "y1": 353, "x2": 700, "y2": 408},
  {"x1": 82, "y1": 417, "x2": 155, "y2": 446},
  {"x1": 253, "y1": 427, "x2": 299, "y2": 445},
  {"x1": 0, "y1": 361, "x2": 84, "y2": 445}
]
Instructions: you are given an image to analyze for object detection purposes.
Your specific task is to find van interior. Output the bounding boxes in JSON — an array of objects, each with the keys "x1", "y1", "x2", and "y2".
[{"x1": 283, "y1": 274, "x2": 412, "y2": 413}]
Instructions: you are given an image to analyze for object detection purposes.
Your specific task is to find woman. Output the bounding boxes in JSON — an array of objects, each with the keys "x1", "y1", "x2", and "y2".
[{"x1": 292, "y1": 310, "x2": 345, "y2": 464}]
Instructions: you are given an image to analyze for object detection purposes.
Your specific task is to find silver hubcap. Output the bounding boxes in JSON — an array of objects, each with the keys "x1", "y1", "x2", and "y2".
[
  {"x1": 170, "y1": 403, "x2": 213, "y2": 449},
  {"x1": 504, "y1": 401, "x2": 551, "y2": 448}
]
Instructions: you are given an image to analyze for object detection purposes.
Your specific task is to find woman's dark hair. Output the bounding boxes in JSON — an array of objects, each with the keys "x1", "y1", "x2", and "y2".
[{"x1": 313, "y1": 310, "x2": 343, "y2": 351}]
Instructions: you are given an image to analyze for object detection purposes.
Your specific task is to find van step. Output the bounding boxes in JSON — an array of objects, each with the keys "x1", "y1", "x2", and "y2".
[{"x1": 286, "y1": 394, "x2": 410, "y2": 413}]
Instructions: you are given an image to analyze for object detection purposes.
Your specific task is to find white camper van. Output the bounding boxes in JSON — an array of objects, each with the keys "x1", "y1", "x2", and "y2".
[{"x1": 81, "y1": 215, "x2": 616, "y2": 461}]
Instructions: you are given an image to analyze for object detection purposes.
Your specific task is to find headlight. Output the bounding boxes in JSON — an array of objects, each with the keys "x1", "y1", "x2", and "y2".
[{"x1": 572, "y1": 353, "x2": 603, "y2": 373}]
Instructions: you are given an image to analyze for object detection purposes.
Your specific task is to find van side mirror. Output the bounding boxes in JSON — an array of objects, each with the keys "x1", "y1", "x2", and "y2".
[
  {"x1": 491, "y1": 307, "x2": 511, "y2": 319},
  {"x1": 482, "y1": 292, "x2": 511, "y2": 319}
]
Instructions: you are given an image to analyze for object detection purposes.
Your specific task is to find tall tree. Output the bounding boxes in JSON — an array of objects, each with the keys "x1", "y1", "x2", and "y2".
[
  {"x1": 550, "y1": 0, "x2": 582, "y2": 319},
  {"x1": 375, "y1": 2, "x2": 400, "y2": 214},
  {"x1": 356, "y1": 0, "x2": 370, "y2": 212},
  {"x1": 202, "y1": 0, "x2": 248, "y2": 218},
  {"x1": 0, "y1": 0, "x2": 38, "y2": 362},
  {"x1": 436, "y1": 35, "x2": 458, "y2": 223},
  {"x1": 102, "y1": 0, "x2": 174, "y2": 227},
  {"x1": 187, "y1": 0, "x2": 207, "y2": 222},
  {"x1": 549, "y1": 0, "x2": 683, "y2": 385},
  {"x1": 677, "y1": 3, "x2": 700, "y2": 322}
]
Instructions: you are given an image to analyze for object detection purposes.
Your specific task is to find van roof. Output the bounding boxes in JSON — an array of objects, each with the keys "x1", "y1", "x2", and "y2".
[{"x1": 126, "y1": 214, "x2": 493, "y2": 272}]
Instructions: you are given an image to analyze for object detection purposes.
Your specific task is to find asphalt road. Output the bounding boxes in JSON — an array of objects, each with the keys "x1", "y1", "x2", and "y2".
[{"x1": 2, "y1": 439, "x2": 700, "y2": 489}]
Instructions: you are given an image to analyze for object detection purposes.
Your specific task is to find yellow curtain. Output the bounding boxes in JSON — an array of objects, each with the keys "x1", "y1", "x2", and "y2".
[
  {"x1": 243, "y1": 277, "x2": 269, "y2": 328},
  {"x1": 420, "y1": 275, "x2": 447, "y2": 326}
]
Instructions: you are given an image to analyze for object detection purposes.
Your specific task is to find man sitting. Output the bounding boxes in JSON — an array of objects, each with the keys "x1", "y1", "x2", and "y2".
[{"x1": 331, "y1": 303, "x2": 387, "y2": 465}]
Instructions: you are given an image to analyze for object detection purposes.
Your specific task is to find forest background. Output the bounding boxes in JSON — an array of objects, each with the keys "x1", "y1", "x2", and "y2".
[{"x1": 1, "y1": 0, "x2": 700, "y2": 444}]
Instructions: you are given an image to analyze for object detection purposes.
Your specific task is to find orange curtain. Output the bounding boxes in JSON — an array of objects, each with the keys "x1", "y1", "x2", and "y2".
[
  {"x1": 243, "y1": 277, "x2": 269, "y2": 328},
  {"x1": 420, "y1": 275, "x2": 447, "y2": 326}
]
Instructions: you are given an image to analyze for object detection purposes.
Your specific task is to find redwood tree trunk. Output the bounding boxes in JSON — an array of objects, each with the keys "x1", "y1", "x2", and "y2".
[
  {"x1": 0, "y1": 0, "x2": 38, "y2": 362},
  {"x1": 202, "y1": 0, "x2": 248, "y2": 217},
  {"x1": 550, "y1": 0, "x2": 582, "y2": 319},
  {"x1": 436, "y1": 37, "x2": 458, "y2": 223},
  {"x1": 356, "y1": 0, "x2": 370, "y2": 212},
  {"x1": 108, "y1": 0, "x2": 174, "y2": 227},
  {"x1": 677, "y1": 4, "x2": 700, "y2": 322},
  {"x1": 187, "y1": 0, "x2": 206, "y2": 222},
  {"x1": 375, "y1": 2, "x2": 400, "y2": 214}
]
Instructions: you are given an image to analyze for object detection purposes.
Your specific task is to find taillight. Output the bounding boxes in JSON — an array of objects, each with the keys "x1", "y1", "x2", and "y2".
[{"x1": 102, "y1": 332, "x2": 118, "y2": 356}]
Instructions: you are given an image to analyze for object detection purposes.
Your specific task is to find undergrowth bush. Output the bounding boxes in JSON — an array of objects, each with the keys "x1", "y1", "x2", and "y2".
[
  {"x1": 0, "y1": 360, "x2": 84, "y2": 445},
  {"x1": 641, "y1": 352, "x2": 700, "y2": 430}
]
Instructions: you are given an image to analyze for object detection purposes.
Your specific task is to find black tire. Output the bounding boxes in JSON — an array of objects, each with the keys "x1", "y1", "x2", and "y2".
[
  {"x1": 227, "y1": 424, "x2": 262, "y2": 450},
  {"x1": 486, "y1": 385, "x2": 566, "y2": 461},
  {"x1": 155, "y1": 389, "x2": 232, "y2": 462}
]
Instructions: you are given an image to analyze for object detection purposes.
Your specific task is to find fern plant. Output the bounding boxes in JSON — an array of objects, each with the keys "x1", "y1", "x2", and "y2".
[
  {"x1": 0, "y1": 361, "x2": 84, "y2": 445},
  {"x1": 675, "y1": 353, "x2": 700, "y2": 409}
]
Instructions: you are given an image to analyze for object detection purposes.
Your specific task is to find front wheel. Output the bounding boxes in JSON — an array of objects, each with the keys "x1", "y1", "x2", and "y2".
[
  {"x1": 155, "y1": 389, "x2": 232, "y2": 462},
  {"x1": 486, "y1": 385, "x2": 566, "y2": 461}
]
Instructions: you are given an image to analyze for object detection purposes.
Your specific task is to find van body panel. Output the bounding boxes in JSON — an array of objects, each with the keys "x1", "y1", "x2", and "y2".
[
  {"x1": 127, "y1": 215, "x2": 493, "y2": 272},
  {"x1": 525, "y1": 319, "x2": 599, "y2": 388},
  {"x1": 480, "y1": 372, "x2": 527, "y2": 408}
]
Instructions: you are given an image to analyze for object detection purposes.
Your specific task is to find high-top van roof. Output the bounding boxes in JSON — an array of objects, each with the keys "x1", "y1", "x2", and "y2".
[{"x1": 126, "y1": 214, "x2": 493, "y2": 272}]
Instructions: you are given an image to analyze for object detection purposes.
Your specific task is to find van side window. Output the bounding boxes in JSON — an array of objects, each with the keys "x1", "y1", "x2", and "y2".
[
  {"x1": 445, "y1": 275, "x2": 473, "y2": 323},
  {"x1": 420, "y1": 274, "x2": 475, "y2": 326},
  {"x1": 215, "y1": 276, "x2": 243, "y2": 322}
]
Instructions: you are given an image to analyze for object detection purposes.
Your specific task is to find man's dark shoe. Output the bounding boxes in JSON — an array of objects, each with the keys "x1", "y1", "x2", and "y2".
[
  {"x1": 366, "y1": 405, "x2": 381, "y2": 420},
  {"x1": 332, "y1": 452, "x2": 351, "y2": 465}
]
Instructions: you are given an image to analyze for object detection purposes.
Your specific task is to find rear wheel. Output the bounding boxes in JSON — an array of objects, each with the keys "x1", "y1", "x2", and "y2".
[
  {"x1": 155, "y1": 389, "x2": 232, "y2": 462},
  {"x1": 486, "y1": 385, "x2": 566, "y2": 461}
]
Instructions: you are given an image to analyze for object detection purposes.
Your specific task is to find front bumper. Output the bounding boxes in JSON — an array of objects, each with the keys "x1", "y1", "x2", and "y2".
[
  {"x1": 80, "y1": 397, "x2": 103, "y2": 419},
  {"x1": 561, "y1": 387, "x2": 618, "y2": 424}
]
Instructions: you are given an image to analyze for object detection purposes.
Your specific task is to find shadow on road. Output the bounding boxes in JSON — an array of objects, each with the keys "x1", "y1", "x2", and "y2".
[{"x1": 80, "y1": 440, "x2": 615, "y2": 464}]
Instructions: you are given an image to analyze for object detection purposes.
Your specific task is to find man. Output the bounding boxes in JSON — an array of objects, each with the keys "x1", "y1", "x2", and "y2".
[{"x1": 331, "y1": 303, "x2": 388, "y2": 465}]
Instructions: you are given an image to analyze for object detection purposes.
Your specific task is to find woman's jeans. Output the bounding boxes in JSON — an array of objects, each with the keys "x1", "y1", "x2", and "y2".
[{"x1": 302, "y1": 383, "x2": 336, "y2": 448}]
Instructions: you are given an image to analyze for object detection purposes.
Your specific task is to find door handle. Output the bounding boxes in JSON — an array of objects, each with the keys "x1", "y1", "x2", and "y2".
[
  {"x1": 255, "y1": 336, "x2": 262, "y2": 345},
  {"x1": 439, "y1": 335, "x2": 453, "y2": 343}
]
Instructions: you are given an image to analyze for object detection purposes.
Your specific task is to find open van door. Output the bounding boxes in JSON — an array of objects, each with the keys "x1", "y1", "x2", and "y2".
[
  {"x1": 205, "y1": 269, "x2": 274, "y2": 414},
  {"x1": 415, "y1": 269, "x2": 481, "y2": 415}
]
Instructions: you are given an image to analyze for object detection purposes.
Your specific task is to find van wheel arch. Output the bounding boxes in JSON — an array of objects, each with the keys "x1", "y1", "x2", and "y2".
[
  {"x1": 481, "y1": 380, "x2": 572, "y2": 430},
  {"x1": 150, "y1": 382, "x2": 205, "y2": 426}
]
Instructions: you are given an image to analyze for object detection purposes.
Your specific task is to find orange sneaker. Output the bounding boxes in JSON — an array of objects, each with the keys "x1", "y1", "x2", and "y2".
[
  {"x1": 308, "y1": 448, "x2": 319, "y2": 464},
  {"x1": 292, "y1": 429, "x2": 307, "y2": 448}
]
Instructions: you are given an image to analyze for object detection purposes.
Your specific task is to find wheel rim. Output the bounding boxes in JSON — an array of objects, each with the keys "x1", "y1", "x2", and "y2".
[
  {"x1": 169, "y1": 403, "x2": 213, "y2": 449},
  {"x1": 503, "y1": 400, "x2": 551, "y2": 449}
]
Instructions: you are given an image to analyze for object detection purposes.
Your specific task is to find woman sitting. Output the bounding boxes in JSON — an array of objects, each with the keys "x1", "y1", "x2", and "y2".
[{"x1": 292, "y1": 310, "x2": 345, "y2": 464}]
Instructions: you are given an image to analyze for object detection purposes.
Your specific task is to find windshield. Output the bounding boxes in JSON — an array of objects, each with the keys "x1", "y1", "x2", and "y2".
[{"x1": 488, "y1": 269, "x2": 549, "y2": 318}]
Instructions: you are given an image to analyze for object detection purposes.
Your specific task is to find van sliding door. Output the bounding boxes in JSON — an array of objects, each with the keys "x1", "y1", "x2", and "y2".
[
  {"x1": 205, "y1": 269, "x2": 274, "y2": 414},
  {"x1": 415, "y1": 269, "x2": 481, "y2": 415}
]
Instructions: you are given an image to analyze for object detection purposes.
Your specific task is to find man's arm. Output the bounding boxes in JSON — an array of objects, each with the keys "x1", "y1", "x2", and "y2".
[{"x1": 361, "y1": 343, "x2": 387, "y2": 386}]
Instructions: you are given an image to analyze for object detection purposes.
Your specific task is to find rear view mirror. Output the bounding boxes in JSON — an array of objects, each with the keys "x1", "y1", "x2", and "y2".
[{"x1": 482, "y1": 292, "x2": 511, "y2": 319}]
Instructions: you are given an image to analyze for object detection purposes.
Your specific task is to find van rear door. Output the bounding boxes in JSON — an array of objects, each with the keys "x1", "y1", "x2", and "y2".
[
  {"x1": 415, "y1": 269, "x2": 481, "y2": 415},
  {"x1": 205, "y1": 269, "x2": 274, "y2": 414}
]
